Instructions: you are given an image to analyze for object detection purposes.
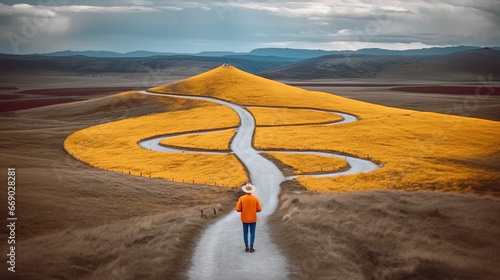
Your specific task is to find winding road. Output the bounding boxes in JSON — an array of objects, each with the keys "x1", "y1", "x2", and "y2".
[{"x1": 138, "y1": 91, "x2": 379, "y2": 279}]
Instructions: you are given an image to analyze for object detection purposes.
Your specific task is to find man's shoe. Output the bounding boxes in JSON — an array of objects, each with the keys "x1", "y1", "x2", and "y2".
[
  {"x1": 245, "y1": 246, "x2": 250, "y2": 252},
  {"x1": 249, "y1": 246, "x2": 255, "y2": 253}
]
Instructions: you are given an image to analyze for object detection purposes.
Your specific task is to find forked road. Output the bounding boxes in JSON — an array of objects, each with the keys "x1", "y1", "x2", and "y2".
[{"x1": 139, "y1": 91, "x2": 378, "y2": 279}]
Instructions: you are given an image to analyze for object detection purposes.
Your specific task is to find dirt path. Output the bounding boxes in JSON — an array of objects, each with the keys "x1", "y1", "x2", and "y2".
[{"x1": 138, "y1": 91, "x2": 379, "y2": 279}]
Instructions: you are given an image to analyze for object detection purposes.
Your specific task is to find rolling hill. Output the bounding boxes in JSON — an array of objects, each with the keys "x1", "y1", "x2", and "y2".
[
  {"x1": 0, "y1": 54, "x2": 294, "y2": 76},
  {"x1": 260, "y1": 48, "x2": 500, "y2": 80}
]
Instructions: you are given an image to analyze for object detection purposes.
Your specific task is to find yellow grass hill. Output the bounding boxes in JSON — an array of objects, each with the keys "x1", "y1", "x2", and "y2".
[
  {"x1": 65, "y1": 65, "x2": 500, "y2": 195},
  {"x1": 152, "y1": 65, "x2": 500, "y2": 195},
  {"x1": 151, "y1": 65, "x2": 312, "y2": 105},
  {"x1": 151, "y1": 65, "x2": 412, "y2": 119}
]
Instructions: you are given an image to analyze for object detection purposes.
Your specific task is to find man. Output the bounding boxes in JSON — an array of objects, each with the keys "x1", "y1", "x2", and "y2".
[{"x1": 235, "y1": 183, "x2": 262, "y2": 253}]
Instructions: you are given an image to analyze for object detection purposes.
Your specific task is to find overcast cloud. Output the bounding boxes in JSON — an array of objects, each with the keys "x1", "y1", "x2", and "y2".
[{"x1": 0, "y1": 0, "x2": 499, "y2": 54}]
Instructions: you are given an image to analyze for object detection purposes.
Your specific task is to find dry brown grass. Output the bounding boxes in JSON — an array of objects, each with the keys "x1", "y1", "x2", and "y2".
[
  {"x1": 271, "y1": 181, "x2": 500, "y2": 280},
  {"x1": 0, "y1": 93, "x2": 240, "y2": 279}
]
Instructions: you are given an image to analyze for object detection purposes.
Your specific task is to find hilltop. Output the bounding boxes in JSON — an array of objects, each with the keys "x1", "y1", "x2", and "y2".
[{"x1": 151, "y1": 65, "x2": 308, "y2": 104}]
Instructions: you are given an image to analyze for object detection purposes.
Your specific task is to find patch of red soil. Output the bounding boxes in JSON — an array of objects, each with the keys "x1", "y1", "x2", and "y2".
[
  {"x1": 0, "y1": 94, "x2": 22, "y2": 100},
  {"x1": 287, "y1": 83, "x2": 409, "y2": 87},
  {"x1": 16, "y1": 87, "x2": 140, "y2": 96},
  {"x1": 0, "y1": 98, "x2": 78, "y2": 112},
  {"x1": 391, "y1": 86, "x2": 500, "y2": 95}
]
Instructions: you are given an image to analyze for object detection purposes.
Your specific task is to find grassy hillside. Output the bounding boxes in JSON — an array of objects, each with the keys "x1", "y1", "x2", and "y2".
[
  {"x1": 0, "y1": 92, "x2": 242, "y2": 279},
  {"x1": 64, "y1": 92, "x2": 247, "y2": 187},
  {"x1": 248, "y1": 106, "x2": 342, "y2": 126},
  {"x1": 271, "y1": 184, "x2": 500, "y2": 280},
  {"x1": 152, "y1": 66, "x2": 500, "y2": 195},
  {"x1": 160, "y1": 129, "x2": 235, "y2": 152}
]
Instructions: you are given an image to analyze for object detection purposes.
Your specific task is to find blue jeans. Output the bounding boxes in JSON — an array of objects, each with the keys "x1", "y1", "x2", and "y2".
[{"x1": 242, "y1": 222, "x2": 256, "y2": 246}]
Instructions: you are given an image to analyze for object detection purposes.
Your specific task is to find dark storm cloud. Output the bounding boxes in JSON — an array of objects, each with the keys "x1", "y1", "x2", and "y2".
[{"x1": 0, "y1": 0, "x2": 498, "y2": 54}]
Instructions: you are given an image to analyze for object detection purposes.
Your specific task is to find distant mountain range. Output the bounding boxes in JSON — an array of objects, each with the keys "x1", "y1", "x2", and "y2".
[
  {"x1": 260, "y1": 48, "x2": 500, "y2": 80},
  {"x1": 1, "y1": 47, "x2": 499, "y2": 81},
  {"x1": 251, "y1": 46, "x2": 500, "y2": 58},
  {"x1": 41, "y1": 50, "x2": 178, "y2": 58},
  {"x1": 0, "y1": 53, "x2": 294, "y2": 75},
  {"x1": 40, "y1": 50, "x2": 246, "y2": 58},
  {"x1": 38, "y1": 46, "x2": 500, "y2": 59}
]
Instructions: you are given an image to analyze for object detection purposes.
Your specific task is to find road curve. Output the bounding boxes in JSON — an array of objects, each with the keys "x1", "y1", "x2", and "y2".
[
  {"x1": 138, "y1": 90, "x2": 379, "y2": 279},
  {"x1": 140, "y1": 91, "x2": 289, "y2": 279},
  {"x1": 264, "y1": 150, "x2": 379, "y2": 179},
  {"x1": 140, "y1": 130, "x2": 231, "y2": 155},
  {"x1": 137, "y1": 92, "x2": 378, "y2": 179}
]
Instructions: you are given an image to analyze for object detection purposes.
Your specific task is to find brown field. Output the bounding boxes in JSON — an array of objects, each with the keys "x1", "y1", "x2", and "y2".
[
  {"x1": 391, "y1": 86, "x2": 500, "y2": 95},
  {"x1": 0, "y1": 87, "x2": 146, "y2": 113},
  {"x1": 0, "y1": 98, "x2": 80, "y2": 112},
  {"x1": 271, "y1": 181, "x2": 500, "y2": 280},
  {"x1": 0, "y1": 92, "x2": 241, "y2": 279},
  {"x1": 15, "y1": 87, "x2": 141, "y2": 96},
  {"x1": 287, "y1": 82, "x2": 413, "y2": 87},
  {"x1": 0, "y1": 94, "x2": 21, "y2": 100}
]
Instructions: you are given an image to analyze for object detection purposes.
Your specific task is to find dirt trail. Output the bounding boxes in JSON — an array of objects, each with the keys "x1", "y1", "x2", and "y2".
[{"x1": 139, "y1": 91, "x2": 378, "y2": 279}]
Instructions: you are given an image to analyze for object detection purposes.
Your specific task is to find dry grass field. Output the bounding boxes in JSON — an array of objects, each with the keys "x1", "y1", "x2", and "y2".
[
  {"x1": 158, "y1": 106, "x2": 342, "y2": 153},
  {"x1": 0, "y1": 92, "x2": 242, "y2": 279},
  {"x1": 65, "y1": 88, "x2": 351, "y2": 183},
  {"x1": 271, "y1": 181, "x2": 500, "y2": 280},
  {"x1": 256, "y1": 112, "x2": 500, "y2": 194},
  {"x1": 64, "y1": 92, "x2": 247, "y2": 187},
  {"x1": 264, "y1": 153, "x2": 349, "y2": 175},
  {"x1": 160, "y1": 129, "x2": 235, "y2": 151},
  {"x1": 247, "y1": 106, "x2": 342, "y2": 126}
]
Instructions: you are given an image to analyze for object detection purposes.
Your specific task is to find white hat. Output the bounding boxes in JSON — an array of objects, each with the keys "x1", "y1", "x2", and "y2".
[{"x1": 242, "y1": 183, "x2": 256, "y2": 193}]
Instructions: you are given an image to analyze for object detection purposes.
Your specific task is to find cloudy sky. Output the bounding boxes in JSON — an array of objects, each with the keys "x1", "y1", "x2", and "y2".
[{"x1": 1, "y1": 0, "x2": 499, "y2": 54}]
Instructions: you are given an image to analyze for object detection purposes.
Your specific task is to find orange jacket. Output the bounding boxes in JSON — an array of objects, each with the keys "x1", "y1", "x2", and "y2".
[{"x1": 235, "y1": 193, "x2": 262, "y2": 223}]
